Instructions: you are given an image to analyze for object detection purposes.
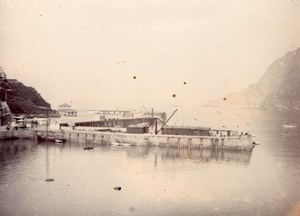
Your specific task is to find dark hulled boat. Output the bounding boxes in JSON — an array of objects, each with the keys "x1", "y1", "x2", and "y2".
[{"x1": 37, "y1": 134, "x2": 66, "y2": 143}]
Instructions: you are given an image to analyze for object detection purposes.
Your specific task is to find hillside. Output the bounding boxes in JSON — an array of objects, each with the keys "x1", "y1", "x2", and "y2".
[
  {"x1": 1, "y1": 78, "x2": 58, "y2": 116},
  {"x1": 210, "y1": 47, "x2": 300, "y2": 111}
]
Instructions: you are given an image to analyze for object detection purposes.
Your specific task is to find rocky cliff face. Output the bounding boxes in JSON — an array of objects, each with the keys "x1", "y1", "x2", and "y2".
[
  {"x1": 211, "y1": 47, "x2": 300, "y2": 111},
  {"x1": 2, "y1": 79, "x2": 57, "y2": 116},
  {"x1": 261, "y1": 48, "x2": 300, "y2": 110}
]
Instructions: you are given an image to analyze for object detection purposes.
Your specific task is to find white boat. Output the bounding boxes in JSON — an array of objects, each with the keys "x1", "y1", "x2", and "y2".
[
  {"x1": 111, "y1": 141, "x2": 132, "y2": 147},
  {"x1": 38, "y1": 134, "x2": 66, "y2": 143},
  {"x1": 55, "y1": 139, "x2": 66, "y2": 143},
  {"x1": 282, "y1": 123, "x2": 298, "y2": 128}
]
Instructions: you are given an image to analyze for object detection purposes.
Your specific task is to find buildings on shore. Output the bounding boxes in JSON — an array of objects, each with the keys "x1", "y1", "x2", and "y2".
[{"x1": 57, "y1": 103, "x2": 77, "y2": 116}]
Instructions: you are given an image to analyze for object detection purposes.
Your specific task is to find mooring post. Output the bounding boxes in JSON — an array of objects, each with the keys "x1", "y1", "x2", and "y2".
[{"x1": 200, "y1": 138, "x2": 202, "y2": 149}]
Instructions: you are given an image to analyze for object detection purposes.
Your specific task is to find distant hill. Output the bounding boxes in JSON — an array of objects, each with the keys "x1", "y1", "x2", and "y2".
[
  {"x1": 209, "y1": 47, "x2": 300, "y2": 111},
  {"x1": 3, "y1": 78, "x2": 58, "y2": 116}
]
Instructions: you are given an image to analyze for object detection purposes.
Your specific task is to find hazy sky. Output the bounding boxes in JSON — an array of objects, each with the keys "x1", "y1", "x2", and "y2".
[{"x1": 1, "y1": 0, "x2": 300, "y2": 110}]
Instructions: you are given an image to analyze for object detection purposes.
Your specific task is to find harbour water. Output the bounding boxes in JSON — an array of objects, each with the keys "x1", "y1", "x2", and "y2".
[{"x1": 0, "y1": 107, "x2": 300, "y2": 216}]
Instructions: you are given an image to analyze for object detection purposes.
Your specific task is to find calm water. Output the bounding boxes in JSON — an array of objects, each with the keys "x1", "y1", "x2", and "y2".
[{"x1": 1, "y1": 108, "x2": 300, "y2": 216}]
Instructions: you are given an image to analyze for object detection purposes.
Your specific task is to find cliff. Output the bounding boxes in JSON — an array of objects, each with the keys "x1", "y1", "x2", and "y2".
[
  {"x1": 2, "y1": 79, "x2": 58, "y2": 116},
  {"x1": 210, "y1": 47, "x2": 300, "y2": 111}
]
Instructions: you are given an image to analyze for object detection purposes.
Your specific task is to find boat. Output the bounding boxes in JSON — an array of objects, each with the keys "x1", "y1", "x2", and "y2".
[
  {"x1": 83, "y1": 138, "x2": 94, "y2": 150},
  {"x1": 111, "y1": 141, "x2": 132, "y2": 147},
  {"x1": 55, "y1": 138, "x2": 65, "y2": 143},
  {"x1": 282, "y1": 123, "x2": 298, "y2": 129},
  {"x1": 45, "y1": 178, "x2": 54, "y2": 182},
  {"x1": 37, "y1": 108, "x2": 66, "y2": 143},
  {"x1": 83, "y1": 146, "x2": 94, "y2": 150},
  {"x1": 37, "y1": 134, "x2": 66, "y2": 143}
]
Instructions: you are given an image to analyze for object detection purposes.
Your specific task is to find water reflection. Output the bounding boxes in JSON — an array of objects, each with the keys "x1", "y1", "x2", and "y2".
[
  {"x1": 123, "y1": 146, "x2": 253, "y2": 166},
  {"x1": 0, "y1": 132, "x2": 298, "y2": 216},
  {"x1": 161, "y1": 148, "x2": 252, "y2": 165},
  {"x1": 0, "y1": 140, "x2": 36, "y2": 165}
]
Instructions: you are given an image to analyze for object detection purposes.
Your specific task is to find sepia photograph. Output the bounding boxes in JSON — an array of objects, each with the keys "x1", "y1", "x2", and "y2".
[{"x1": 0, "y1": 0, "x2": 300, "y2": 215}]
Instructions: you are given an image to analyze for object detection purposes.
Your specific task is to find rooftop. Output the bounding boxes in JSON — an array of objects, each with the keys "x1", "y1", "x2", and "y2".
[{"x1": 163, "y1": 126, "x2": 211, "y2": 131}]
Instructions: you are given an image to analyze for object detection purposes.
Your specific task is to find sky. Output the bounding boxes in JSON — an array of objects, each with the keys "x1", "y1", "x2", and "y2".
[{"x1": 0, "y1": 0, "x2": 300, "y2": 110}]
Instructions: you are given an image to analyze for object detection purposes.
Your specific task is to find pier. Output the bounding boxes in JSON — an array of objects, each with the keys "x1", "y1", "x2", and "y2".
[
  {"x1": 1, "y1": 129, "x2": 254, "y2": 151},
  {"x1": 75, "y1": 117, "x2": 158, "y2": 129}
]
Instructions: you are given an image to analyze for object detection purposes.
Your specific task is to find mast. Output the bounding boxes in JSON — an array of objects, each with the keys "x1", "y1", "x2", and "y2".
[
  {"x1": 156, "y1": 109, "x2": 178, "y2": 134},
  {"x1": 46, "y1": 108, "x2": 49, "y2": 136}
]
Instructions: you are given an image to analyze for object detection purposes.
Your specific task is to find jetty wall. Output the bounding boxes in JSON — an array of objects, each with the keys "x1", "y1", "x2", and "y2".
[
  {"x1": 0, "y1": 130, "x2": 36, "y2": 139},
  {"x1": 37, "y1": 129, "x2": 253, "y2": 150},
  {"x1": 0, "y1": 129, "x2": 253, "y2": 150}
]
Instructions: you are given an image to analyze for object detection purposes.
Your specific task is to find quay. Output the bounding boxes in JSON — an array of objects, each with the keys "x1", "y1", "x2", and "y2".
[
  {"x1": 0, "y1": 128, "x2": 254, "y2": 151},
  {"x1": 0, "y1": 70, "x2": 252, "y2": 151}
]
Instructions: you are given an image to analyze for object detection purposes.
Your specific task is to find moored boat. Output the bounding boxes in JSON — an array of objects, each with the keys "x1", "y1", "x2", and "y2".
[
  {"x1": 83, "y1": 146, "x2": 94, "y2": 150},
  {"x1": 111, "y1": 141, "x2": 132, "y2": 147},
  {"x1": 282, "y1": 123, "x2": 298, "y2": 128},
  {"x1": 37, "y1": 108, "x2": 66, "y2": 143},
  {"x1": 37, "y1": 134, "x2": 66, "y2": 143}
]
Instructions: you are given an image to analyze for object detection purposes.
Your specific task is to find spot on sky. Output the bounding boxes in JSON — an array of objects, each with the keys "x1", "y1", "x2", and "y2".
[
  {"x1": 172, "y1": 94, "x2": 176, "y2": 98},
  {"x1": 223, "y1": 97, "x2": 226, "y2": 101},
  {"x1": 133, "y1": 76, "x2": 136, "y2": 79},
  {"x1": 183, "y1": 82, "x2": 186, "y2": 85}
]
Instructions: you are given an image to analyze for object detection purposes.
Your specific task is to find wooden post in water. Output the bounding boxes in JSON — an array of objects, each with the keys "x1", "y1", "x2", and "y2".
[
  {"x1": 200, "y1": 138, "x2": 203, "y2": 149},
  {"x1": 46, "y1": 108, "x2": 49, "y2": 137}
]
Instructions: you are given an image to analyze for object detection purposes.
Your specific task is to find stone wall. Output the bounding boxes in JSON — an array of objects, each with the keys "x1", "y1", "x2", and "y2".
[{"x1": 36, "y1": 129, "x2": 253, "y2": 151}]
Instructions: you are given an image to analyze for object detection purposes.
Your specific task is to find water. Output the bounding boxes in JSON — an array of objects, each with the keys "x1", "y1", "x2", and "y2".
[{"x1": 0, "y1": 108, "x2": 300, "y2": 216}]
